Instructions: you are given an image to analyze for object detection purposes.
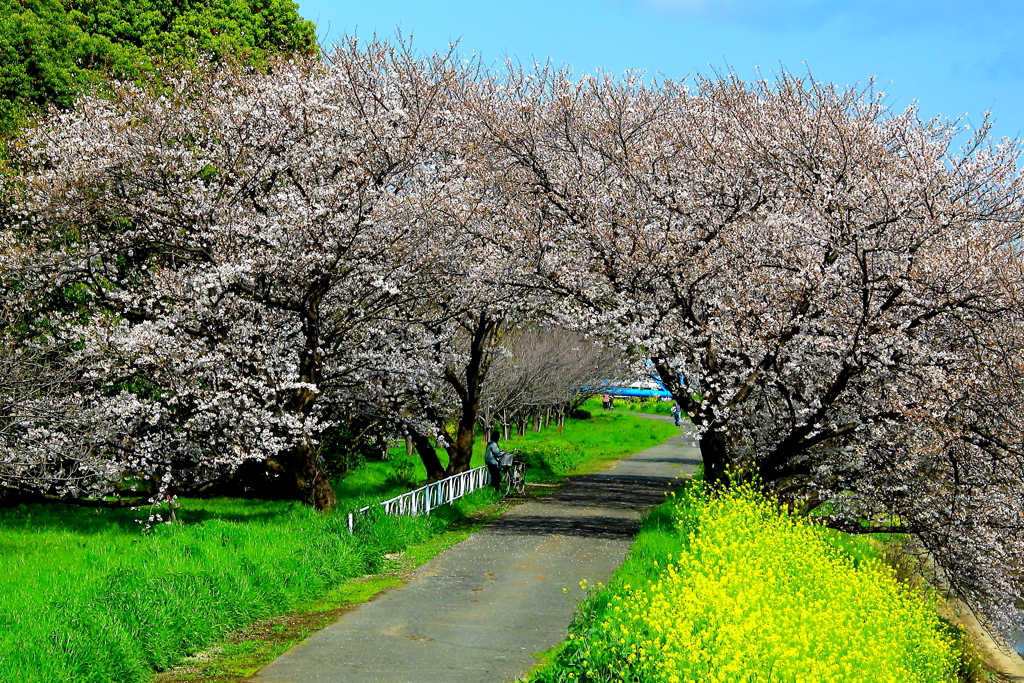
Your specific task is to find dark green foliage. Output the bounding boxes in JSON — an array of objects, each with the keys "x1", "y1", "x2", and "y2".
[
  {"x1": 318, "y1": 417, "x2": 402, "y2": 479},
  {"x1": 317, "y1": 425, "x2": 369, "y2": 478},
  {"x1": 569, "y1": 407, "x2": 591, "y2": 420},
  {"x1": 382, "y1": 451, "x2": 417, "y2": 487},
  {"x1": 0, "y1": 0, "x2": 318, "y2": 136}
]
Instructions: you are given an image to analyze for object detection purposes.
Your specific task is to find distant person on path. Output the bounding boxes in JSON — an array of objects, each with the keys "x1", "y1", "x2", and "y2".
[
  {"x1": 671, "y1": 402, "x2": 682, "y2": 426},
  {"x1": 602, "y1": 393, "x2": 611, "y2": 411},
  {"x1": 485, "y1": 431, "x2": 506, "y2": 492}
]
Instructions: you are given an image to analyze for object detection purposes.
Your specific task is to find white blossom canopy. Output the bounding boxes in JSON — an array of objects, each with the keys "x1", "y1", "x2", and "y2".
[{"x1": 3, "y1": 41, "x2": 1023, "y2": 636}]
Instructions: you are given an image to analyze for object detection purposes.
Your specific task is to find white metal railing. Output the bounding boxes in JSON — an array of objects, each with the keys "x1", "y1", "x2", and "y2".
[{"x1": 347, "y1": 465, "x2": 492, "y2": 533}]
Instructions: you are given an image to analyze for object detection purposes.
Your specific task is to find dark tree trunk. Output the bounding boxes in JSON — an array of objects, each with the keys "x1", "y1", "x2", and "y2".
[
  {"x1": 274, "y1": 364, "x2": 336, "y2": 509},
  {"x1": 408, "y1": 429, "x2": 446, "y2": 481},
  {"x1": 443, "y1": 312, "x2": 504, "y2": 475},
  {"x1": 445, "y1": 416, "x2": 477, "y2": 475},
  {"x1": 651, "y1": 358, "x2": 701, "y2": 417},
  {"x1": 266, "y1": 441, "x2": 337, "y2": 511},
  {"x1": 698, "y1": 429, "x2": 731, "y2": 489},
  {"x1": 373, "y1": 432, "x2": 388, "y2": 461},
  {"x1": 651, "y1": 357, "x2": 736, "y2": 488},
  {"x1": 266, "y1": 294, "x2": 338, "y2": 510}
]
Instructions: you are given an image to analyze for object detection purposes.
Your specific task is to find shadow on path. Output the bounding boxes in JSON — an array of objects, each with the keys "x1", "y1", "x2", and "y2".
[
  {"x1": 253, "y1": 427, "x2": 702, "y2": 683},
  {"x1": 525, "y1": 474, "x2": 682, "y2": 511},
  {"x1": 485, "y1": 514, "x2": 640, "y2": 540}
]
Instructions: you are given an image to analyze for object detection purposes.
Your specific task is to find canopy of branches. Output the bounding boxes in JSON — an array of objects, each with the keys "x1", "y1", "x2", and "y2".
[{"x1": 2, "y1": 40, "x2": 1023, "y2": 638}]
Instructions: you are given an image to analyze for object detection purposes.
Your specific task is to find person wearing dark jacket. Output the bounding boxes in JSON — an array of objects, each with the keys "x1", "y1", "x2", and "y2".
[{"x1": 484, "y1": 431, "x2": 506, "y2": 492}]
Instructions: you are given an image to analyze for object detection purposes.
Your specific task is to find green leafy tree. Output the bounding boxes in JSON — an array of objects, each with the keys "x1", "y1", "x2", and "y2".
[{"x1": 0, "y1": 0, "x2": 318, "y2": 135}]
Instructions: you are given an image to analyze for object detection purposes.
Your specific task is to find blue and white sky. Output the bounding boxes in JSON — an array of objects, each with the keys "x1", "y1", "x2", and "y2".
[{"x1": 296, "y1": 0, "x2": 1024, "y2": 141}]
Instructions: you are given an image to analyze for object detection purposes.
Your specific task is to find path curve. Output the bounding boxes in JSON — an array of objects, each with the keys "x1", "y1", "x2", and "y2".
[{"x1": 252, "y1": 417, "x2": 698, "y2": 683}]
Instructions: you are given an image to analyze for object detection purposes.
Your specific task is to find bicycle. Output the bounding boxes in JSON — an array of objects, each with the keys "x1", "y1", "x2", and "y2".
[{"x1": 499, "y1": 449, "x2": 526, "y2": 496}]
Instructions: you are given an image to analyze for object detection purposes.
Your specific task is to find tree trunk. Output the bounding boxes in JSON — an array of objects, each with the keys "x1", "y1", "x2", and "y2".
[
  {"x1": 409, "y1": 429, "x2": 446, "y2": 481},
  {"x1": 479, "y1": 409, "x2": 493, "y2": 438},
  {"x1": 651, "y1": 357, "x2": 701, "y2": 417},
  {"x1": 445, "y1": 417, "x2": 477, "y2": 475},
  {"x1": 652, "y1": 358, "x2": 734, "y2": 489},
  {"x1": 266, "y1": 441, "x2": 337, "y2": 511},
  {"x1": 271, "y1": 298, "x2": 337, "y2": 510},
  {"x1": 698, "y1": 428, "x2": 731, "y2": 489},
  {"x1": 442, "y1": 312, "x2": 505, "y2": 476}
]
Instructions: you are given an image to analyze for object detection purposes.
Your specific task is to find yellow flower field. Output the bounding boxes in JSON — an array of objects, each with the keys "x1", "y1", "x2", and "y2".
[{"x1": 533, "y1": 485, "x2": 961, "y2": 683}]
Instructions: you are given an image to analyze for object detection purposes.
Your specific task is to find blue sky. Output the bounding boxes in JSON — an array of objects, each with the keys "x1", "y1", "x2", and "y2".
[{"x1": 296, "y1": 0, "x2": 1024, "y2": 141}]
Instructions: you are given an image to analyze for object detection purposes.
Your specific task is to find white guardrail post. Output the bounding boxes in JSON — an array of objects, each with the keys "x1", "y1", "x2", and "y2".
[{"x1": 348, "y1": 464, "x2": 493, "y2": 534}]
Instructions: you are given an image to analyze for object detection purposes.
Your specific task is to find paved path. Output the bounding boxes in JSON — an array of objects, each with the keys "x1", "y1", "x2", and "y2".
[
  {"x1": 943, "y1": 600, "x2": 1024, "y2": 682},
  {"x1": 253, "y1": 416, "x2": 700, "y2": 683}
]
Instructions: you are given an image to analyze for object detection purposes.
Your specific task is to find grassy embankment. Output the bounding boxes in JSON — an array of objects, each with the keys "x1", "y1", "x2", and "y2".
[
  {"x1": 608, "y1": 395, "x2": 674, "y2": 417},
  {"x1": 529, "y1": 478, "x2": 987, "y2": 683},
  {"x1": 0, "y1": 410, "x2": 676, "y2": 683}
]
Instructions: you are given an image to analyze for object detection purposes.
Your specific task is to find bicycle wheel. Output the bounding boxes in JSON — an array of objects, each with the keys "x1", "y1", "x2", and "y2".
[{"x1": 514, "y1": 462, "x2": 526, "y2": 495}]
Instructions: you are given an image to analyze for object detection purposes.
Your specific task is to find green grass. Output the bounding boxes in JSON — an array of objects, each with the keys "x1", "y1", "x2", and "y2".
[
  {"x1": 529, "y1": 481, "x2": 980, "y2": 683},
  {"x1": 0, "y1": 410, "x2": 676, "y2": 683},
  {"x1": 600, "y1": 395, "x2": 675, "y2": 417},
  {"x1": 500, "y1": 409, "x2": 679, "y2": 479},
  {"x1": 0, "y1": 489, "x2": 501, "y2": 683}
]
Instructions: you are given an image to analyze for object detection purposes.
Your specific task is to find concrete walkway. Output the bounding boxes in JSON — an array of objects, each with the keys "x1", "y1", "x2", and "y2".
[
  {"x1": 253, "y1": 416, "x2": 699, "y2": 683},
  {"x1": 943, "y1": 599, "x2": 1024, "y2": 682}
]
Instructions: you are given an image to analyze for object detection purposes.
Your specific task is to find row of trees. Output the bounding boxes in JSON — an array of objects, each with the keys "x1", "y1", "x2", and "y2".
[
  {"x1": 478, "y1": 327, "x2": 624, "y2": 440},
  {"x1": 0, "y1": 43, "x2": 628, "y2": 510},
  {"x1": 2, "y1": 39, "x2": 1023, "y2": 635}
]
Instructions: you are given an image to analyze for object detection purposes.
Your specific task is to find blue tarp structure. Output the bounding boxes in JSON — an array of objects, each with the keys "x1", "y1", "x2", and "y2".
[
  {"x1": 592, "y1": 363, "x2": 684, "y2": 399},
  {"x1": 604, "y1": 386, "x2": 671, "y2": 398}
]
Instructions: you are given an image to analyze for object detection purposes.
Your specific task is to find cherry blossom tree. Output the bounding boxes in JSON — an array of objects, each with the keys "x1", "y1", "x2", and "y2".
[
  {"x1": 7, "y1": 41, "x2": 482, "y2": 510},
  {"x1": 0, "y1": 233, "x2": 122, "y2": 502},
  {"x1": 5, "y1": 36, "x2": 1024, "y2": 640},
  {"x1": 480, "y1": 66, "x2": 1024, "y2": 636},
  {"x1": 359, "y1": 234, "x2": 551, "y2": 478}
]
